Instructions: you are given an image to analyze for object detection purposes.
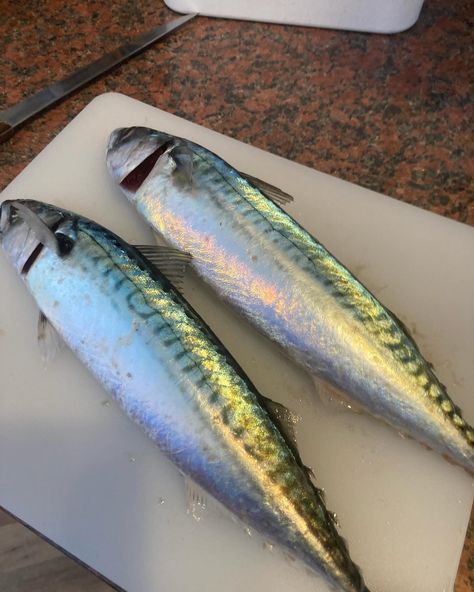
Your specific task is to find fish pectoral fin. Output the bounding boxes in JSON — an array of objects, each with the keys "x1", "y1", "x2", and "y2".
[
  {"x1": 241, "y1": 173, "x2": 294, "y2": 206},
  {"x1": 134, "y1": 244, "x2": 192, "y2": 290},
  {"x1": 170, "y1": 144, "x2": 194, "y2": 185},
  {"x1": 260, "y1": 395, "x2": 300, "y2": 451},
  {"x1": 156, "y1": 142, "x2": 194, "y2": 187},
  {"x1": 37, "y1": 312, "x2": 63, "y2": 364}
]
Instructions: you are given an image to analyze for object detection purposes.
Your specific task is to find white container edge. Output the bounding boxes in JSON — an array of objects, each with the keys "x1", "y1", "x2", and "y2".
[{"x1": 165, "y1": 0, "x2": 425, "y2": 34}]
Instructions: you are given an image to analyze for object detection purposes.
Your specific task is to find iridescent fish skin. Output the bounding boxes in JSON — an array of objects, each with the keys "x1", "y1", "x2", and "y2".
[
  {"x1": 0, "y1": 199, "x2": 369, "y2": 592},
  {"x1": 107, "y1": 127, "x2": 474, "y2": 473}
]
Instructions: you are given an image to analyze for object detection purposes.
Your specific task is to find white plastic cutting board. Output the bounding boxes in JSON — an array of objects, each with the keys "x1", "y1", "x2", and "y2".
[
  {"x1": 165, "y1": 0, "x2": 425, "y2": 33},
  {"x1": 0, "y1": 93, "x2": 473, "y2": 592}
]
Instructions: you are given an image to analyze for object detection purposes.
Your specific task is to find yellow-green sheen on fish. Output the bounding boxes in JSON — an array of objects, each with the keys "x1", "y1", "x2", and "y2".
[
  {"x1": 107, "y1": 127, "x2": 474, "y2": 474},
  {"x1": 0, "y1": 199, "x2": 370, "y2": 592}
]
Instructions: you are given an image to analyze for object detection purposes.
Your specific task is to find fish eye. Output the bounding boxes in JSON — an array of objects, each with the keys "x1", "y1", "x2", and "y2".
[{"x1": 55, "y1": 232, "x2": 74, "y2": 256}]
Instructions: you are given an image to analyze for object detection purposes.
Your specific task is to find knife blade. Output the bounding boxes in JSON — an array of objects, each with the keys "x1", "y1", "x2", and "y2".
[{"x1": 0, "y1": 13, "x2": 196, "y2": 143}]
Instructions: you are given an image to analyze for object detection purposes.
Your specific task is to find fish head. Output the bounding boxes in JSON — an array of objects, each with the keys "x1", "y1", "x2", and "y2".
[
  {"x1": 0, "y1": 199, "x2": 76, "y2": 274},
  {"x1": 106, "y1": 127, "x2": 173, "y2": 199}
]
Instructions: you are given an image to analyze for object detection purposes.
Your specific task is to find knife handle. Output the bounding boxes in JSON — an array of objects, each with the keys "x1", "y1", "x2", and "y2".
[{"x1": 0, "y1": 121, "x2": 14, "y2": 143}]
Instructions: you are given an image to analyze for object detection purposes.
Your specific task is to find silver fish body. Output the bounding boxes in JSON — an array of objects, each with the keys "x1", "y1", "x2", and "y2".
[
  {"x1": 0, "y1": 199, "x2": 369, "y2": 592},
  {"x1": 107, "y1": 127, "x2": 474, "y2": 473}
]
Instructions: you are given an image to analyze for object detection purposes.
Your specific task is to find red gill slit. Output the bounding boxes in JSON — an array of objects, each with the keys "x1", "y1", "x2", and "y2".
[
  {"x1": 120, "y1": 142, "x2": 172, "y2": 193},
  {"x1": 21, "y1": 243, "x2": 44, "y2": 275},
  {"x1": 21, "y1": 219, "x2": 62, "y2": 275}
]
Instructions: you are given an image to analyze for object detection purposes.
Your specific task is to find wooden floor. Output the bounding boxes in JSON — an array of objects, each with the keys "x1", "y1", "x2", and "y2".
[{"x1": 0, "y1": 509, "x2": 114, "y2": 592}]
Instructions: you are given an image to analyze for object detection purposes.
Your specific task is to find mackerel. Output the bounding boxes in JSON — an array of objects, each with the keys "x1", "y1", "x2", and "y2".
[
  {"x1": 0, "y1": 199, "x2": 370, "y2": 592},
  {"x1": 106, "y1": 127, "x2": 474, "y2": 473}
]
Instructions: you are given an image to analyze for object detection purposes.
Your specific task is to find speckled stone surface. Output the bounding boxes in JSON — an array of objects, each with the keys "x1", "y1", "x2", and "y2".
[{"x1": 0, "y1": 0, "x2": 472, "y2": 589}]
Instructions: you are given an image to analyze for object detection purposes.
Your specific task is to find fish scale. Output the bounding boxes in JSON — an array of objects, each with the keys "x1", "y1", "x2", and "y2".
[
  {"x1": 107, "y1": 127, "x2": 474, "y2": 473},
  {"x1": 0, "y1": 199, "x2": 369, "y2": 592}
]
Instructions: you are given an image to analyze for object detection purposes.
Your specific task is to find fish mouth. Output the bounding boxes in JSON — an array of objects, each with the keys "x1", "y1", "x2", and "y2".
[
  {"x1": 106, "y1": 127, "x2": 172, "y2": 193},
  {"x1": 0, "y1": 200, "x2": 22, "y2": 240},
  {"x1": 0, "y1": 200, "x2": 12, "y2": 236}
]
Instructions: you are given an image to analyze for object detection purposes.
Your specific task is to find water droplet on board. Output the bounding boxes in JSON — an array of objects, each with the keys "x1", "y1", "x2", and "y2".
[
  {"x1": 159, "y1": 497, "x2": 165, "y2": 505},
  {"x1": 263, "y1": 541, "x2": 274, "y2": 551},
  {"x1": 129, "y1": 456, "x2": 136, "y2": 463},
  {"x1": 101, "y1": 400, "x2": 111, "y2": 407}
]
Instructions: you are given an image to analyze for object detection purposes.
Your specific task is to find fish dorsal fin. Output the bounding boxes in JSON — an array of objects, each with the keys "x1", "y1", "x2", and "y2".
[
  {"x1": 261, "y1": 395, "x2": 338, "y2": 526},
  {"x1": 156, "y1": 142, "x2": 194, "y2": 186},
  {"x1": 134, "y1": 244, "x2": 192, "y2": 290},
  {"x1": 37, "y1": 311, "x2": 63, "y2": 364},
  {"x1": 242, "y1": 173, "x2": 294, "y2": 206},
  {"x1": 385, "y1": 307, "x2": 425, "y2": 355},
  {"x1": 260, "y1": 395, "x2": 300, "y2": 452}
]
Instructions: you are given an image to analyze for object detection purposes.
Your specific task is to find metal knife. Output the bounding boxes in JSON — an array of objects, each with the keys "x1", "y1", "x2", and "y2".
[{"x1": 0, "y1": 13, "x2": 196, "y2": 144}]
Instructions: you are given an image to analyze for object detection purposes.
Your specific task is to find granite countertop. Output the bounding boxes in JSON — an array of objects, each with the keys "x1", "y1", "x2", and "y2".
[{"x1": 0, "y1": 0, "x2": 472, "y2": 589}]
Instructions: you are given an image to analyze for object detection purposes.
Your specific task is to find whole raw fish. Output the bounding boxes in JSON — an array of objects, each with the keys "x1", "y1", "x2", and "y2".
[
  {"x1": 0, "y1": 199, "x2": 369, "y2": 592},
  {"x1": 106, "y1": 127, "x2": 474, "y2": 473}
]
